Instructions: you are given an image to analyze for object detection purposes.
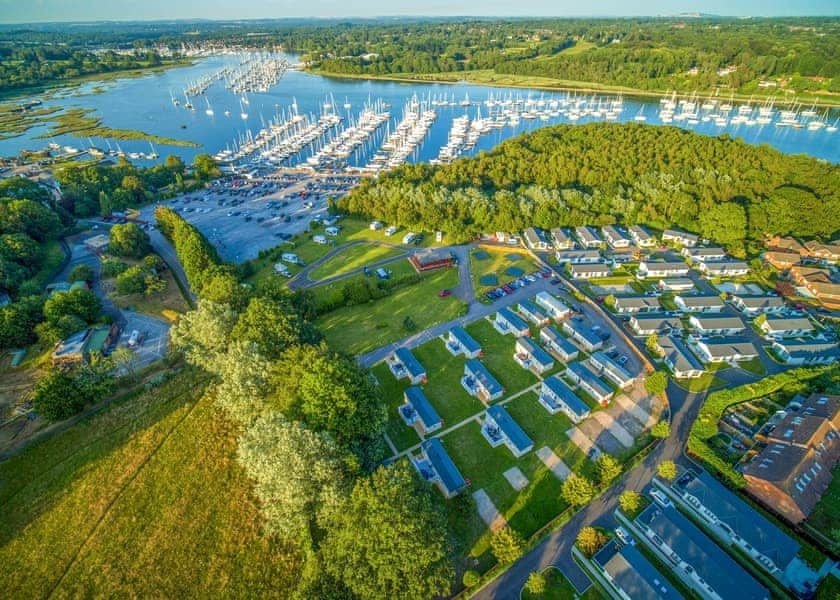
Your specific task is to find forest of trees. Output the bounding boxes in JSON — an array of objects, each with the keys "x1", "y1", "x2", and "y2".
[{"x1": 339, "y1": 122, "x2": 840, "y2": 253}]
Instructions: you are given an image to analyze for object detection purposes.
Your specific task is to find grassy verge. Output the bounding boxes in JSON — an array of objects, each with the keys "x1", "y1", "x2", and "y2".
[
  {"x1": 308, "y1": 243, "x2": 404, "y2": 281},
  {"x1": 520, "y1": 566, "x2": 602, "y2": 600},
  {"x1": 674, "y1": 372, "x2": 728, "y2": 392}
]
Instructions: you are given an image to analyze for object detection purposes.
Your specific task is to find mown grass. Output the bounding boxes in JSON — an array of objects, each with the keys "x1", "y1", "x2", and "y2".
[
  {"x1": 465, "y1": 318, "x2": 539, "y2": 396},
  {"x1": 470, "y1": 245, "x2": 538, "y2": 296},
  {"x1": 308, "y1": 243, "x2": 404, "y2": 281},
  {"x1": 674, "y1": 372, "x2": 728, "y2": 392},
  {"x1": 521, "y1": 566, "x2": 603, "y2": 600}
]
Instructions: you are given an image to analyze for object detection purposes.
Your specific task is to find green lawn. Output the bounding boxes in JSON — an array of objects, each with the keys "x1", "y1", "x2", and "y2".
[
  {"x1": 814, "y1": 574, "x2": 840, "y2": 600},
  {"x1": 521, "y1": 566, "x2": 604, "y2": 600},
  {"x1": 807, "y1": 463, "x2": 840, "y2": 548},
  {"x1": 471, "y1": 246, "x2": 538, "y2": 295},
  {"x1": 674, "y1": 373, "x2": 728, "y2": 392},
  {"x1": 316, "y1": 266, "x2": 464, "y2": 355},
  {"x1": 738, "y1": 357, "x2": 767, "y2": 376},
  {"x1": 307, "y1": 243, "x2": 405, "y2": 281},
  {"x1": 465, "y1": 319, "x2": 539, "y2": 396}
]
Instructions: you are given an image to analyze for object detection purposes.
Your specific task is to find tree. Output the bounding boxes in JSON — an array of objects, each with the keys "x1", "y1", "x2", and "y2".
[
  {"x1": 169, "y1": 300, "x2": 238, "y2": 371},
  {"x1": 595, "y1": 454, "x2": 622, "y2": 486},
  {"x1": 68, "y1": 263, "x2": 94, "y2": 282},
  {"x1": 645, "y1": 333, "x2": 661, "y2": 357},
  {"x1": 43, "y1": 288, "x2": 101, "y2": 324},
  {"x1": 193, "y1": 153, "x2": 221, "y2": 181},
  {"x1": 562, "y1": 474, "x2": 596, "y2": 506},
  {"x1": 111, "y1": 346, "x2": 139, "y2": 382},
  {"x1": 644, "y1": 371, "x2": 668, "y2": 396},
  {"x1": 491, "y1": 526, "x2": 525, "y2": 565},
  {"x1": 658, "y1": 460, "x2": 678, "y2": 481},
  {"x1": 525, "y1": 572, "x2": 547, "y2": 595},
  {"x1": 651, "y1": 420, "x2": 670, "y2": 439},
  {"x1": 463, "y1": 571, "x2": 481, "y2": 588},
  {"x1": 603, "y1": 293, "x2": 616, "y2": 309},
  {"x1": 115, "y1": 265, "x2": 147, "y2": 295},
  {"x1": 109, "y1": 222, "x2": 151, "y2": 258},
  {"x1": 32, "y1": 369, "x2": 86, "y2": 421},
  {"x1": 576, "y1": 527, "x2": 608, "y2": 558},
  {"x1": 619, "y1": 490, "x2": 643, "y2": 515},
  {"x1": 215, "y1": 341, "x2": 273, "y2": 424},
  {"x1": 321, "y1": 462, "x2": 453, "y2": 599},
  {"x1": 143, "y1": 273, "x2": 167, "y2": 296},
  {"x1": 232, "y1": 296, "x2": 311, "y2": 360}
]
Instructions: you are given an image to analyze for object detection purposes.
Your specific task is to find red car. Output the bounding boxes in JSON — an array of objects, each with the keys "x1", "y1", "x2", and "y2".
[{"x1": 438, "y1": 289, "x2": 452, "y2": 297}]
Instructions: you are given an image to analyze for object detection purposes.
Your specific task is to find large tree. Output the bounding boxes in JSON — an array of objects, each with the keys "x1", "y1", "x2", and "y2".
[
  {"x1": 108, "y1": 222, "x2": 151, "y2": 258},
  {"x1": 43, "y1": 288, "x2": 101, "y2": 324},
  {"x1": 169, "y1": 300, "x2": 238, "y2": 372}
]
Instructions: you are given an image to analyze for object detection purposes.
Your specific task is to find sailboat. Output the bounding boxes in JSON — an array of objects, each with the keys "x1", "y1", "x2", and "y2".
[
  {"x1": 240, "y1": 100, "x2": 249, "y2": 120},
  {"x1": 170, "y1": 90, "x2": 180, "y2": 107},
  {"x1": 241, "y1": 93, "x2": 250, "y2": 105},
  {"x1": 224, "y1": 108, "x2": 231, "y2": 117},
  {"x1": 827, "y1": 118, "x2": 838, "y2": 133},
  {"x1": 343, "y1": 96, "x2": 352, "y2": 110},
  {"x1": 148, "y1": 142, "x2": 159, "y2": 159},
  {"x1": 634, "y1": 106, "x2": 647, "y2": 122},
  {"x1": 205, "y1": 97, "x2": 214, "y2": 116}
]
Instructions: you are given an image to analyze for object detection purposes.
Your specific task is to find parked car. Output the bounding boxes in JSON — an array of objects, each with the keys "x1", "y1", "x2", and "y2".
[
  {"x1": 615, "y1": 526, "x2": 635, "y2": 546},
  {"x1": 650, "y1": 489, "x2": 672, "y2": 508},
  {"x1": 127, "y1": 330, "x2": 141, "y2": 348},
  {"x1": 438, "y1": 289, "x2": 452, "y2": 298}
]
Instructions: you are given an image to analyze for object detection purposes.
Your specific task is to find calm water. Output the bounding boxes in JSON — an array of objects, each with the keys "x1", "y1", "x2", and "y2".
[{"x1": 3, "y1": 54, "x2": 838, "y2": 165}]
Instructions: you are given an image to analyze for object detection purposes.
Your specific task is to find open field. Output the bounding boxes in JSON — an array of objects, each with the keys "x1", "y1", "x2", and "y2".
[
  {"x1": 471, "y1": 246, "x2": 539, "y2": 296},
  {"x1": 308, "y1": 243, "x2": 404, "y2": 281},
  {"x1": 807, "y1": 463, "x2": 839, "y2": 549},
  {"x1": 465, "y1": 319, "x2": 540, "y2": 395}
]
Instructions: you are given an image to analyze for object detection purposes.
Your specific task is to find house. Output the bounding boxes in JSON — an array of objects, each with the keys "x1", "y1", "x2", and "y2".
[
  {"x1": 762, "y1": 251, "x2": 800, "y2": 270},
  {"x1": 575, "y1": 226, "x2": 602, "y2": 248},
  {"x1": 696, "y1": 261, "x2": 751, "y2": 277},
  {"x1": 682, "y1": 246, "x2": 727, "y2": 263},
  {"x1": 629, "y1": 225, "x2": 656, "y2": 248},
  {"x1": 612, "y1": 295, "x2": 659, "y2": 314},
  {"x1": 741, "y1": 394, "x2": 840, "y2": 524},
  {"x1": 52, "y1": 325, "x2": 119, "y2": 366},
  {"x1": 730, "y1": 294, "x2": 786, "y2": 315},
  {"x1": 493, "y1": 307, "x2": 531, "y2": 337},
  {"x1": 803, "y1": 240, "x2": 840, "y2": 262},
  {"x1": 384, "y1": 225, "x2": 398, "y2": 236},
  {"x1": 387, "y1": 347, "x2": 427, "y2": 384},
  {"x1": 759, "y1": 317, "x2": 814, "y2": 338},
  {"x1": 637, "y1": 260, "x2": 690, "y2": 279},
  {"x1": 445, "y1": 326, "x2": 482, "y2": 358},
  {"x1": 692, "y1": 337, "x2": 758, "y2": 363},
  {"x1": 482, "y1": 405, "x2": 534, "y2": 457},
  {"x1": 688, "y1": 315, "x2": 746, "y2": 336},
  {"x1": 589, "y1": 351, "x2": 636, "y2": 388},
  {"x1": 313, "y1": 234, "x2": 327, "y2": 245},
  {"x1": 514, "y1": 336, "x2": 555, "y2": 374},
  {"x1": 789, "y1": 267, "x2": 840, "y2": 309},
  {"x1": 409, "y1": 248, "x2": 453, "y2": 272},
  {"x1": 771, "y1": 339, "x2": 840, "y2": 365},
  {"x1": 517, "y1": 300, "x2": 550, "y2": 326},
  {"x1": 555, "y1": 249, "x2": 602, "y2": 264},
  {"x1": 462, "y1": 359, "x2": 504, "y2": 402},
  {"x1": 538, "y1": 375, "x2": 590, "y2": 422},
  {"x1": 657, "y1": 335, "x2": 704, "y2": 378},
  {"x1": 84, "y1": 234, "x2": 110, "y2": 253},
  {"x1": 400, "y1": 387, "x2": 443, "y2": 435},
  {"x1": 325, "y1": 225, "x2": 341, "y2": 236},
  {"x1": 766, "y1": 236, "x2": 805, "y2": 255},
  {"x1": 569, "y1": 263, "x2": 611, "y2": 279},
  {"x1": 674, "y1": 294, "x2": 725, "y2": 313},
  {"x1": 369, "y1": 220, "x2": 383, "y2": 230},
  {"x1": 635, "y1": 503, "x2": 770, "y2": 600},
  {"x1": 550, "y1": 227, "x2": 573, "y2": 250},
  {"x1": 562, "y1": 319, "x2": 604, "y2": 352},
  {"x1": 789, "y1": 265, "x2": 832, "y2": 287},
  {"x1": 523, "y1": 226, "x2": 550, "y2": 251},
  {"x1": 402, "y1": 232, "x2": 416, "y2": 245},
  {"x1": 656, "y1": 278, "x2": 694, "y2": 292},
  {"x1": 629, "y1": 314, "x2": 682, "y2": 336},
  {"x1": 591, "y1": 539, "x2": 684, "y2": 600},
  {"x1": 413, "y1": 438, "x2": 467, "y2": 499},
  {"x1": 535, "y1": 291, "x2": 571, "y2": 320},
  {"x1": 540, "y1": 326, "x2": 580, "y2": 362},
  {"x1": 602, "y1": 225, "x2": 631, "y2": 249},
  {"x1": 661, "y1": 228, "x2": 699, "y2": 247},
  {"x1": 566, "y1": 362, "x2": 613, "y2": 405}
]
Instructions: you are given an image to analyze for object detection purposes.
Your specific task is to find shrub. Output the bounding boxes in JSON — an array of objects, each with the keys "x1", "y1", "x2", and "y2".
[
  {"x1": 491, "y1": 526, "x2": 524, "y2": 565},
  {"x1": 525, "y1": 572, "x2": 546, "y2": 595},
  {"x1": 576, "y1": 527, "x2": 608, "y2": 558},
  {"x1": 101, "y1": 258, "x2": 129, "y2": 278},
  {"x1": 658, "y1": 460, "x2": 677, "y2": 481},
  {"x1": 68, "y1": 264, "x2": 94, "y2": 282},
  {"x1": 462, "y1": 570, "x2": 480, "y2": 588}
]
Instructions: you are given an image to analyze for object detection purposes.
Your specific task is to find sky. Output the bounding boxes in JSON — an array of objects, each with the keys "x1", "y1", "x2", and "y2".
[{"x1": 1, "y1": 0, "x2": 838, "y2": 23}]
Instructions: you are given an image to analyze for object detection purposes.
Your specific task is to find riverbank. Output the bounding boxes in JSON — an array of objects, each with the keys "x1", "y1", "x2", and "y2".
[{"x1": 309, "y1": 68, "x2": 840, "y2": 108}]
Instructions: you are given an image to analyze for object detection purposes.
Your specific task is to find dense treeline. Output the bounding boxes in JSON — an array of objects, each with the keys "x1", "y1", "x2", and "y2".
[
  {"x1": 339, "y1": 123, "x2": 840, "y2": 251},
  {"x1": 154, "y1": 206, "x2": 221, "y2": 293}
]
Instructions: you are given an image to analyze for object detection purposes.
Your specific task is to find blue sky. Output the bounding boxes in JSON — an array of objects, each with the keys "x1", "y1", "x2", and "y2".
[{"x1": 1, "y1": 0, "x2": 837, "y2": 23}]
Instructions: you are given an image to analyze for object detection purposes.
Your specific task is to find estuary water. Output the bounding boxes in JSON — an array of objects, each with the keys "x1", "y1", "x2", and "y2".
[{"x1": 2, "y1": 54, "x2": 838, "y2": 165}]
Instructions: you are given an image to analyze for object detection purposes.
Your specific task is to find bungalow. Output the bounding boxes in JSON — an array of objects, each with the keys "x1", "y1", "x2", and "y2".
[
  {"x1": 674, "y1": 294, "x2": 725, "y2": 313},
  {"x1": 766, "y1": 236, "x2": 805, "y2": 255},
  {"x1": 657, "y1": 335, "x2": 705, "y2": 378},
  {"x1": 551, "y1": 227, "x2": 574, "y2": 250},
  {"x1": 612, "y1": 295, "x2": 659, "y2": 314},
  {"x1": 662, "y1": 228, "x2": 699, "y2": 247},
  {"x1": 325, "y1": 225, "x2": 341, "y2": 236},
  {"x1": 762, "y1": 251, "x2": 801, "y2": 270},
  {"x1": 730, "y1": 294, "x2": 786, "y2": 315},
  {"x1": 696, "y1": 261, "x2": 751, "y2": 277},
  {"x1": 657, "y1": 278, "x2": 695, "y2": 292},
  {"x1": 566, "y1": 362, "x2": 614, "y2": 406},
  {"x1": 602, "y1": 225, "x2": 631, "y2": 249},
  {"x1": 688, "y1": 315, "x2": 746, "y2": 336},
  {"x1": 789, "y1": 265, "x2": 832, "y2": 287},
  {"x1": 590, "y1": 351, "x2": 636, "y2": 389},
  {"x1": 629, "y1": 225, "x2": 656, "y2": 248},
  {"x1": 387, "y1": 347, "x2": 427, "y2": 384},
  {"x1": 52, "y1": 325, "x2": 119, "y2": 366},
  {"x1": 759, "y1": 317, "x2": 814, "y2": 339},
  {"x1": 629, "y1": 314, "x2": 683, "y2": 336},
  {"x1": 575, "y1": 226, "x2": 602, "y2": 248},
  {"x1": 409, "y1": 248, "x2": 453, "y2": 272},
  {"x1": 803, "y1": 240, "x2": 840, "y2": 262},
  {"x1": 562, "y1": 319, "x2": 604, "y2": 352},
  {"x1": 637, "y1": 260, "x2": 690, "y2": 279},
  {"x1": 413, "y1": 438, "x2": 467, "y2": 499},
  {"x1": 518, "y1": 300, "x2": 550, "y2": 326},
  {"x1": 692, "y1": 337, "x2": 759, "y2": 363},
  {"x1": 539, "y1": 375, "x2": 590, "y2": 422},
  {"x1": 482, "y1": 405, "x2": 534, "y2": 458},
  {"x1": 540, "y1": 326, "x2": 580, "y2": 362},
  {"x1": 400, "y1": 387, "x2": 443, "y2": 435},
  {"x1": 514, "y1": 336, "x2": 555, "y2": 374},
  {"x1": 555, "y1": 249, "x2": 602, "y2": 264},
  {"x1": 494, "y1": 307, "x2": 531, "y2": 337},
  {"x1": 446, "y1": 326, "x2": 482, "y2": 358},
  {"x1": 570, "y1": 263, "x2": 611, "y2": 280},
  {"x1": 535, "y1": 291, "x2": 571, "y2": 320},
  {"x1": 771, "y1": 339, "x2": 840, "y2": 365},
  {"x1": 369, "y1": 220, "x2": 383, "y2": 230},
  {"x1": 681, "y1": 246, "x2": 727, "y2": 263},
  {"x1": 313, "y1": 234, "x2": 328, "y2": 245},
  {"x1": 808, "y1": 281, "x2": 840, "y2": 310},
  {"x1": 462, "y1": 359, "x2": 505, "y2": 402},
  {"x1": 523, "y1": 226, "x2": 551, "y2": 251}
]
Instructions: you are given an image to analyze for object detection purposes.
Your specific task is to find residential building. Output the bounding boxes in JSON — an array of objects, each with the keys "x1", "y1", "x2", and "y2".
[
  {"x1": 517, "y1": 300, "x2": 550, "y2": 326},
  {"x1": 602, "y1": 225, "x2": 631, "y2": 249},
  {"x1": 688, "y1": 315, "x2": 746, "y2": 336},
  {"x1": 789, "y1": 266, "x2": 840, "y2": 309},
  {"x1": 555, "y1": 249, "x2": 601, "y2": 264},
  {"x1": 682, "y1": 246, "x2": 726, "y2": 263},
  {"x1": 629, "y1": 314, "x2": 682, "y2": 336},
  {"x1": 540, "y1": 326, "x2": 580, "y2": 362},
  {"x1": 369, "y1": 220, "x2": 383, "y2": 230},
  {"x1": 657, "y1": 335, "x2": 705, "y2": 378},
  {"x1": 692, "y1": 337, "x2": 758, "y2": 363},
  {"x1": 762, "y1": 251, "x2": 801, "y2": 270},
  {"x1": 575, "y1": 226, "x2": 602, "y2": 248},
  {"x1": 514, "y1": 336, "x2": 555, "y2": 374},
  {"x1": 462, "y1": 359, "x2": 504, "y2": 402},
  {"x1": 409, "y1": 248, "x2": 453, "y2": 272},
  {"x1": 445, "y1": 326, "x2": 482, "y2": 359},
  {"x1": 612, "y1": 295, "x2": 659, "y2": 314},
  {"x1": 674, "y1": 294, "x2": 725, "y2": 313},
  {"x1": 771, "y1": 339, "x2": 840, "y2": 365},
  {"x1": 657, "y1": 278, "x2": 695, "y2": 292},
  {"x1": 629, "y1": 225, "x2": 656, "y2": 248},
  {"x1": 482, "y1": 405, "x2": 534, "y2": 457},
  {"x1": 696, "y1": 261, "x2": 751, "y2": 277},
  {"x1": 741, "y1": 394, "x2": 840, "y2": 524},
  {"x1": 400, "y1": 387, "x2": 443, "y2": 435},
  {"x1": 535, "y1": 291, "x2": 571, "y2": 320},
  {"x1": 789, "y1": 265, "x2": 832, "y2": 287},
  {"x1": 523, "y1": 226, "x2": 550, "y2": 251},
  {"x1": 493, "y1": 307, "x2": 531, "y2": 337},
  {"x1": 759, "y1": 317, "x2": 814, "y2": 338},
  {"x1": 661, "y1": 228, "x2": 699, "y2": 247},
  {"x1": 803, "y1": 240, "x2": 840, "y2": 262},
  {"x1": 566, "y1": 362, "x2": 613, "y2": 405},
  {"x1": 562, "y1": 319, "x2": 604, "y2": 352},
  {"x1": 538, "y1": 375, "x2": 590, "y2": 422},
  {"x1": 591, "y1": 539, "x2": 684, "y2": 600},
  {"x1": 730, "y1": 294, "x2": 786, "y2": 315},
  {"x1": 84, "y1": 234, "x2": 110, "y2": 253},
  {"x1": 413, "y1": 438, "x2": 467, "y2": 499},
  {"x1": 387, "y1": 347, "x2": 427, "y2": 384},
  {"x1": 550, "y1": 227, "x2": 573, "y2": 250},
  {"x1": 569, "y1": 263, "x2": 611, "y2": 279},
  {"x1": 51, "y1": 325, "x2": 119, "y2": 366},
  {"x1": 804, "y1": 281, "x2": 840, "y2": 310},
  {"x1": 637, "y1": 260, "x2": 690, "y2": 279},
  {"x1": 766, "y1": 236, "x2": 805, "y2": 255},
  {"x1": 590, "y1": 351, "x2": 636, "y2": 389}
]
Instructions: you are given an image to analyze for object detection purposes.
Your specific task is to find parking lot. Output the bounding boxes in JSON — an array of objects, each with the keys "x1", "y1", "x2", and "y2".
[{"x1": 117, "y1": 311, "x2": 170, "y2": 370}]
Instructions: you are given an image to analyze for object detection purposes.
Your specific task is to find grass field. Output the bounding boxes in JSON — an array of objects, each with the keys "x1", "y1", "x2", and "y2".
[
  {"x1": 0, "y1": 370, "x2": 303, "y2": 597},
  {"x1": 471, "y1": 246, "x2": 539, "y2": 296},
  {"x1": 465, "y1": 319, "x2": 539, "y2": 395},
  {"x1": 307, "y1": 243, "x2": 405, "y2": 281},
  {"x1": 674, "y1": 372, "x2": 728, "y2": 392}
]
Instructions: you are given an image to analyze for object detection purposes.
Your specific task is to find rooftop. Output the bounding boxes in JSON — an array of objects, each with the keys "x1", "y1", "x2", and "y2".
[
  {"x1": 422, "y1": 438, "x2": 466, "y2": 494},
  {"x1": 542, "y1": 375, "x2": 589, "y2": 417},
  {"x1": 567, "y1": 362, "x2": 612, "y2": 398},
  {"x1": 405, "y1": 387, "x2": 441, "y2": 430},
  {"x1": 394, "y1": 347, "x2": 425, "y2": 378},
  {"x1": 465, "y1": 359, "x2": 504, "y2": 396},
  {"x1": 487, "y1": 405, "x2": 533, "y2": 453},
  {"x1": 517, "y1": 336, "x2": 554, "y2": 366},
  {"x1": 497, "y1": 307, "x2": 529, "y2": 332},
  {"x1": 593, "y1": 539, "x2": 684, "y2": 600},
  {"x1": 450, "y1": 326, "x2": 481, "y2": 354}
]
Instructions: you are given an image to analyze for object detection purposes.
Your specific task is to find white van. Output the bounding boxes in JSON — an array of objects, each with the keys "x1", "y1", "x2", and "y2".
[
  {"x1": 313, "y1": 235, "x2": 327, "y2": 245},
  {"x1": 325, "y1": 226, "x2": 340, "y2": 236},
  {"x1": 402, "y1": 232, "x2": 416, "y2": 245},
  {"x1": 385, "y1": 225, "x2": 398, "y2": 237}
]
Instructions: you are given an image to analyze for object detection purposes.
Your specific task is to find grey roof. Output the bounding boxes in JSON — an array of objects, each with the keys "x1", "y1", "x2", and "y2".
[
  {"x1": 699, "y1": 337, "x2": 758, "y2": 358},
  {"x1": 629, "y1": 225, "x2": 654, "y2": 241},
  {"x1": 555, "y1": 249, "x2": 601, "y2": 262},
  {"x1": 571, "y1": 263, "x2": 611, "y2": 274},
  {"x1": 575, "y1": 225, "x2": 601, "y2": 244},
  {"x1": 405, "y1": 387, "x2": 442, "y2": 430},
  {"x1": 686, "y1": 246, "x2": 726, "y2": 257},
  {"x1": 542, "y1": 375, "x2": 590, "y2": 418},
  {"x1": 663, "y1": 228, "x2": 699, "y2": 242},
  {"x1": 631, "y1": 314, "x2": 682, "y2": 332},
  {"x1": 734, "y1": 295, "x2": 785, "y2": 309},
  {"x1": 658, "y1": 335, "x2": 704, "y2": 374},
  {"x1": 594, "y1": 540, "x2": 683, "y2": 600},
  {"x1": 676, "y1": 294, "x2": 724, "y2": 308},
  {"x1": 517, "y1": 336, "x2": 554, "y2": 367},
  {"x1": 602, "y1": 225, "x2": 629, "y2": 243},
  {"x1": 773, "y1": 339, "x2": 838, "y2": 354},
  {"x1": 690, "y1": 315, "x2": 746, "y2": 330},
  {"x1": 591, "y1": 351, "x2": 635, "y2": 382},
  {"x1": 614, "y1": 295, "x2": 659, "y2": 310},
  {"x1": 551, "y1": 228, "x2": 572, "y2": 245},
  {"x1": 642, "y1": 260, "x2": 689, "y2": 272},
  {"x1": 762, "y1": 317, "x2": 813, "y2": 332},
  {"x1": 637, "y1": 504, "x2": 769, "y2": 600},
  {"x1": 487, "y1": 405, "x2": 533, "y2": 453},
  {"x1": 450, "y1": 325, "x2": 481, "y2": 354},
  {"x1": 395, "y1": 347, "x2": 425, "y2": 378},
  {"x1": 541, "y1": 326, "x2": 579, "y2": 356},
  {"x1": 567, "y1": 362, "x2": 612, "y2": 398},
  {"x1": 497, "y1": 307, "x2": 530, "y2": 332},
  {"x1": 465, "y1": 359, "x2": 504, "y2": 396},
  {"x1": 422, "y1": 438, "x2": 466, "y2": 495},
  {"x1": 703, "y1": 261, "x2": 750, "y2": 273},
  {"x1": 523, "y1": 227, "x2": 545, "y2": 246}
]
